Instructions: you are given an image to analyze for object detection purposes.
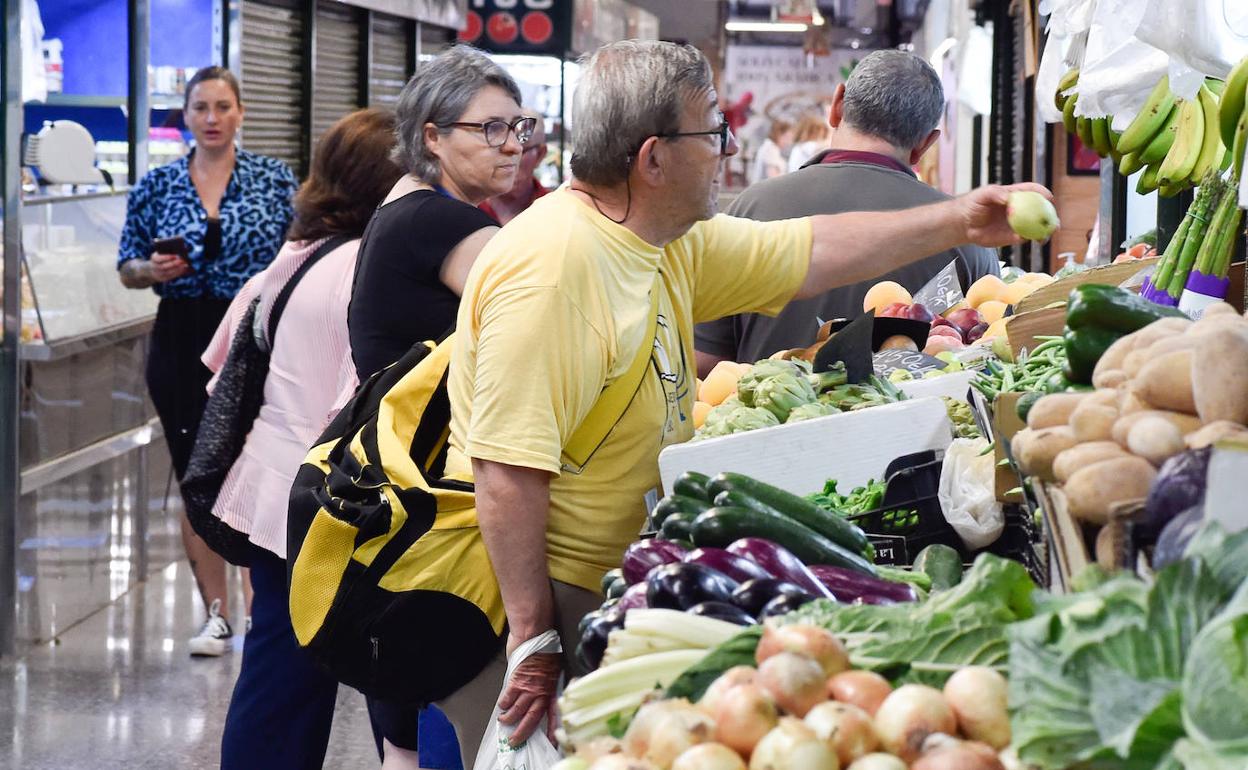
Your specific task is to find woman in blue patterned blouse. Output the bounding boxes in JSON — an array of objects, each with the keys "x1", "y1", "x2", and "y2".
[{"x1": 117, "y1": 66, "x2": 297, "y2": 658}]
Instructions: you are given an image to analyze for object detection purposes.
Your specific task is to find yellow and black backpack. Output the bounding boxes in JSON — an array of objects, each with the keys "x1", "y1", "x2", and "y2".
[{"x1": 286, "y1": 282, "x2": 659, "y2": 705}]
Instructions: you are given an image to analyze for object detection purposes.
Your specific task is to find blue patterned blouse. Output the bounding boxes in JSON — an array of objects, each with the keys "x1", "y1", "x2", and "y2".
[{"x1": 117, "y1": 149, "x2": 298, "y2": 299}]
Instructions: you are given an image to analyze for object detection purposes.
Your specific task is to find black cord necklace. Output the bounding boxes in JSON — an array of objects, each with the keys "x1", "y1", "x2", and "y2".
[{"x1": 570, "y1": 175, "x2": 633, "y2": 225}]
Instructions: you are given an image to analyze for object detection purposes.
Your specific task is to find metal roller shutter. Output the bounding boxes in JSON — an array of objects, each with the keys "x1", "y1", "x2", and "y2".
[
  {"x1": 240, "y1": 0, "x2": 306, "y2": 174},
  {"x1": 369, "y1": 13, "x2": 409, "y2": 109},
  {"x1": 312, "y1": 0, "x2": 361, "y2": 149}
]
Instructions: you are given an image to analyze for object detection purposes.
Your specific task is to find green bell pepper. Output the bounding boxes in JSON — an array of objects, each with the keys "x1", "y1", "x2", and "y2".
[
  {"x1": 1065, "y1": 284, "x2": 1186, "y2": 334},
  {"x1": 1063, "y1": 325, "x2": 1123, "y2": 384}
]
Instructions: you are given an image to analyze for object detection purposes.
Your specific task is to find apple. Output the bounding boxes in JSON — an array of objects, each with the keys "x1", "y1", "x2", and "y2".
[
  {"x1": 930, "y1": 317, "x2": 956, "y2": 330},
  {"x1": 905, "y1": 303, "x2": 935, "y2": 323},
  {"x1": 878, "y1": 302, "x2": 911, "y2": 319},
  {"x1": 944, "y1": 307, "x2": 985, "y2": 337},
  {"x1": 928, "y1": 325, "x2": 963, "y2": 341},
  {"x1": 924, "y1": 335, "x2": 965, "y2": 356},
  {"x1": 965, "y1": 322, "x2": 991, "y2": 344}
]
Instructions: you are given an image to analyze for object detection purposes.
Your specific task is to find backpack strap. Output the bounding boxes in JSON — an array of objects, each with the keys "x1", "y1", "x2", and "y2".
[
  {"x1": 560, "y1": 272, "x2": 662, "y2": 474},
  {"x1": 262, "y1": 233, "x2": 355, "y2": 348}
]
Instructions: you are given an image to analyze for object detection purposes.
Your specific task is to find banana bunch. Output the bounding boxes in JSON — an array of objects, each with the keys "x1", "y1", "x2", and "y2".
[
  {"x1": 1117, "y1": 75, "x2": 1228, "y2": 197},
  {"x1": 1219, "y1": 54, "x2": 1248, "y2": 184},
  {"x1": 1055, "y1": 69, "x2": 1120, "y2": 161}
]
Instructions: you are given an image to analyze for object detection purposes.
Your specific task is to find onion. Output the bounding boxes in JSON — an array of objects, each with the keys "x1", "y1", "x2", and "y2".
[
  {"x1": 590, "y1": 756, "x2": 661, "y2": 770},
  {"x1": 757, "y1": 652, "x2": 829, "y2": 717},
  {"x1": 912, "y1": 741, "x2": 1005, "y2": 770},
  {"x1": 846, "y1": 754, "x2": 908, "y2": 770},
  {"x1": 873, "y1": 684, "x2": 956, "y2": 763},
  {"x1": 826, "y1": 670, "x2": 893, "y2": 716},
  {"x1": 942, "y1": 666, "x2": 1011, "y2": 750},
  {"x1": 671, "y1": 743, "x2": 748, "y2": 770},
  {"x1": 625, "y1": 699, "x2": 711, "y2": 764},
  {"x1": 804, "y1": 701, "x2": 879, "y2": 766},
  {"x1": 713, "y1": 683, "x2": 779, "y2": 757},
  {"x1": 756, "y1": 624, "x2": 851, "y2": 676},
  {"x1": 748, "y1": 717, "x2": 838, "y2": 770},
  {"x1": 699, "y1": 666, "x2": 758, "y2": 715},
  {"x1": 577, "y1": 737, "x2": 624, "y2": 763},
  {"x1": 553, "y1": 758, "x2": 591, "y2": 770}
]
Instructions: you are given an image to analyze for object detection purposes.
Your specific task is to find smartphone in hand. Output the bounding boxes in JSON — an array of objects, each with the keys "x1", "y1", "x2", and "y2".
[{"x1": 152, "y1": 236, "x2": 192, "y2": 271}]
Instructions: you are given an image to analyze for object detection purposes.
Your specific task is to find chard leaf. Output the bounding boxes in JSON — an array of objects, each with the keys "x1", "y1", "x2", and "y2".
[
  {"x1": 851, "y1": 608, "x2": 1010, "y2": 687},
  {"x1": 663, "y1": 627, "x2": 760, "y2": 703},
  {"x1": 920, "y1": 553, "x2": 1037, "y2": 621}
]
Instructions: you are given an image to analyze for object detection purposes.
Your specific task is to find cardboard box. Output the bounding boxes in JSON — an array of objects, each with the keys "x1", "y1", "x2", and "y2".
[
  {"x1": 1031, "y1": 480, "x2": 1089, "y2": 593},
  {"x1": 658, "y1": 397, "x2": 953, "y2": 496},
  {"x1": 992, "y1": 392, "x2": 1027, "y2": 504},
  {"x1": 1014, "y1": 258, "x2": 1159, "y2": 315},
  {"x1": 1003, "y1": 305, "x2": 1066, "y2": 359}
]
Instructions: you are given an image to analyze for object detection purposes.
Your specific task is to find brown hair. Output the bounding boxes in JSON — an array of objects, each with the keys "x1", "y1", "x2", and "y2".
[
  {"x1": 792, "y1": 114, "x2": 829, "y2": 144},
  {"x1": 288, "y1": 109, "x2": 404, "y2": 242},
  {"x1": 184, "y1": 66, "x2": 242, "y2": 110},
  {"x1": 768, "y1": 119, "x2": 793, "y2": 142}
]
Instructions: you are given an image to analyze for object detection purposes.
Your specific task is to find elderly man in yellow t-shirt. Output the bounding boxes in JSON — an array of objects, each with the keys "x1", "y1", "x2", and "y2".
[{"x1": 437, "y1": 39, "x2": 1049, "y2": 762}]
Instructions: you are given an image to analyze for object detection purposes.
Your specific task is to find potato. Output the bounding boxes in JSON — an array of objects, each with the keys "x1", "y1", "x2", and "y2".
[
  {"x1": 1027, "y1": 393, "x2": 1090, "y2": 429},
  {"x1": 1192, "y1": 326, "x2": 1248, "y2": 425},
  {"x1": 1186, "y1": 420, "x2": 1248, "y2": 449},
  {"x1": 1011, "y1": 426, "x2": 1078, "y2": 482},
  {"x1": 1118, "y1": 388, "x2": 1149, "y2": 415},
  {"x1": 1132, "y1": 317, "x2": 1192, "y2": 348},
  {"x1": 1127, "y1": 416, "x2": 1186, "y2": 466},
  {"x1": 1065, "y1": 455, "x2": 1157, "y2": 525},
  {"x1": 1096, "y1": 519, "x2": 1132, "y2": 570},
  {"x1": 1133, "y1": 350, "x2": 1196, "y2": 415},
  {"x1": 1094, "y1": 369, "x2": 1128, "y2": 388},
  {"x1": 1070, "y1": 401, "x2": 1120, "y2": 443},
  {"x1": 1094, "y1": 333, "x2": 1140, "y2": 384},
  {"x1": 1143, "y1": 334, "x2": 1197, "y2": 359},
  {"x1": 1199, "y1": 302, "x2": 1239, "y2": 319},
  {"x1": 1122, "y1": 349, "x2": 1150, "y2": 379},
  {"x1": 1111, "y1": 410, "x2": 1203, "y2": 447},
  {"x1": 1087, "y1": 388, "x2": 1120, "y2": 408},
  {"x1": 1052, "y1": 441, "x2": 1129, "y2": 484}
]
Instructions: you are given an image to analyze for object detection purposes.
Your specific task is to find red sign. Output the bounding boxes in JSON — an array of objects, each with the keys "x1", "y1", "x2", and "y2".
[{"x1": 459, "y1": 0, "x2": 570, "y2": 55}]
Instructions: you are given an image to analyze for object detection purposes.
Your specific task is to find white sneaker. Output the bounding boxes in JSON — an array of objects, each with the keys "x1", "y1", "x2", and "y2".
[{"x1": 189, "y1": 598, "x2": 233, "y2": 657}]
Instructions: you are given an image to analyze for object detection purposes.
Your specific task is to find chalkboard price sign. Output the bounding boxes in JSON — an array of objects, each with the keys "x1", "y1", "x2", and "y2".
[
  {"x1": 910, "y1": 260, "x2": 964, "y2": 316},
  {"x1": 872, "y1": 349, "x2": 949, "y2": 377}
]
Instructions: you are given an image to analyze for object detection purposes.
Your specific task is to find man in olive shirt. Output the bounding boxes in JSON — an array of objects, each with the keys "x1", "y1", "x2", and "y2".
[{"x1": 695, "y1": 50, "x2": 1000, "y2": 374}]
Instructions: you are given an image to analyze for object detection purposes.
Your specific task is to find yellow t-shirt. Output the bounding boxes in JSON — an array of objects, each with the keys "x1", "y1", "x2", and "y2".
[{"x1": 445, "y1": 189, "x2": 812, "y2": 593}]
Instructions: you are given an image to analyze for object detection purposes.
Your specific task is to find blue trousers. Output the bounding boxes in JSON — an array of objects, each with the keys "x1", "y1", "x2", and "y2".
[{"x1": 220, "y1": 548, "x2": 339, "y2": 769}]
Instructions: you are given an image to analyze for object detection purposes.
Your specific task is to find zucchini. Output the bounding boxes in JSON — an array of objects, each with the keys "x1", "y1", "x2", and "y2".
[
  {"x1": 707, "y1": 472, "x2": 872, "y2": 558},
  {"x1": 672, "y1": 471, "x2": 713, "y2": 502},
  {"x1": 1016, "y1": 391, "x2": 1044, "y2": 423},
  {"x1": 605, "y1": 575, "x2": 627, "y2": 599},
  {"x1": 600, "y1": 568, "x2": 623, "y2": 595},
  {"x1": 912, "y1": 544, "x2": 963, "y2": 590},
  {"x1": 660, "y1": 513, "x2": 698, "y2": 542},
  {"x1": 692, "y1": 506, "x2": 877, "y2": 576},
  {"x1": 652, "y1": 494, "x2": 713, "y2": 528}
]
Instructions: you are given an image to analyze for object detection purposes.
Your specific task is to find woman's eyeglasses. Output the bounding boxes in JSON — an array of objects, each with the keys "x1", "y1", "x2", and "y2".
[{"x1": 440, "y1": 117, "x2": 538, "y2": 148}]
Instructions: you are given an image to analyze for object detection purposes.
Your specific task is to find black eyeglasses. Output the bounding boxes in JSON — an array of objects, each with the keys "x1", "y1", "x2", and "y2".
[
  {"x1": 439, "y1": 117, "x2": 538, "y2": 148},
  {"x1": 656, "y1": 119, "x2": 733, "y2": 155}
]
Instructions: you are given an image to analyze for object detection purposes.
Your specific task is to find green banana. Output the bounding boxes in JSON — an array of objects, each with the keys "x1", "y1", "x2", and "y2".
[
  {"x1": 1090, "y1": 118, "x2": 1113, "y2": 157},
  {"x1": 1158, "y1": 98, "x2": 1204, "y2": 187},
  {"x1": 1220, "y1": 55, "x2": 1248, "y2": 149},
  {"x1": 1233, "y1": 83, "x2": 1248, "y2": 180},
  {"x1": 1109, "y1": 129, "x2": 1123, "y2": 166},
  {"x1": 1137, "y1": 162, "x2": 1161, "y2": 194},
  {"x1": 1206, "y1": 78, "x2": 1226, "y2": 96},
  {"x1": 1157, "y1": 179, "x2": 1185, "y2": 198},
  {"x1": 1188, "y1": 85, "x2": 1225, "y2": 183},
  {"x1": 1062, "y1": 95, "x2": 1079, "y2": 135},
  {"x1": 1118, "y1": 150, "x2": 1146, "y2": 176},
  {"x1": 1076, "y1": 116, "x2": 1097, "y2": 151},
  {"x1": 1118, "y1": 76, "x2": 1176, "y2": 153},
  {"x1": 1139, "y1": 104, "x2": 1179, "y2": 164},
  {"x1": 1055, "y1": 68, "x2": 1080, "y2": 112}
]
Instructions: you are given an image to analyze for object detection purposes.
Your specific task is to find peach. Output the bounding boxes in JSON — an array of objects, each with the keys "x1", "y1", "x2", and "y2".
[
  {"x1": 966, "y1": 274, "x2": 1008, "y2": 309},
  {"x1": 693, "y1": 401, "x2": 713, "y2": 429},
  {"x1": 863, "y1": 281, "x2": 913, "y2": 314},
  {"x1": 978, "y1": 300, "x2": 1009, "y2": 324}
]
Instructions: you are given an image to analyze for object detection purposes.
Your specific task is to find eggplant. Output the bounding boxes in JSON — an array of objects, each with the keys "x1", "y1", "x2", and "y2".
[
  {"x1": 1142, "y1": 447, "x2": 1211, "y2": 540},
  {"x1": 760, "y1": 592, "x2": 815, "y2": 618},
  {"x1": 646, "y1": 562, "x2": 740, "y2": 611},
  {"x1": 731, "y1": 578, "x2": 814, "y2": 617},
  {"x1": 617, "y1": 581, "x2": 649, "y2": 611},
  {"x1": 808, "y1": 564, "x2": 918, "y2": 604},
  {"x1": 688, "y1": 601, "x2": 756, "y2": 626},
  {"x1": 621, "y1": 539, "x2": 687, "y2": 585},
  {"x1": 683, "y1": 547, "x2": 773, "y2": 584},
  {"x1": 1154, "y1": 504, "x2": 1205, "y2": 569},
  {"x1": 575, "y1": 604, "x2": 626, "y2": 671},
  {"x1": 726, "y1": 537, "x2": 836, "y2": 599}
]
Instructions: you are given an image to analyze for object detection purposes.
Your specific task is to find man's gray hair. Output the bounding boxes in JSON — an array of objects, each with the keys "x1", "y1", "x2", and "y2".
[
  {"x1": 841, "y1": 49, "x2": 945, "y2": 151},
  {"x1": 571, "y1": 40, "x2": 714, "y2": 187},
  {"x1": 393, "y1": 45, "x2": 523, "y2": 182}
]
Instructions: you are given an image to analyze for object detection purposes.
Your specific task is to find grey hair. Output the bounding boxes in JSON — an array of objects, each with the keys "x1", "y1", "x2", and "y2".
[
  {"x1": 571, "y1": 40, "x2": 714, "y2": 187},
  {"x1": 393, "y1": 45, "x2": 523, "y2": 182},
  {"x1": 841, "y1": 49, "x2": 945, "y2": 151}
]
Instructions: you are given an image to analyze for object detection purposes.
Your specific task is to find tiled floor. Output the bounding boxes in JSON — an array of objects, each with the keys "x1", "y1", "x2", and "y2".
[{"x1": 0, "y1": 559, "x2": 379, "y2": 769}]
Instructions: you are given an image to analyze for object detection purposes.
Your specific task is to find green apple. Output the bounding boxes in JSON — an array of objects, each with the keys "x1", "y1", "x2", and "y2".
[{"x1": 1007, "y1": 191, "x2": 1060, "y2": 241}]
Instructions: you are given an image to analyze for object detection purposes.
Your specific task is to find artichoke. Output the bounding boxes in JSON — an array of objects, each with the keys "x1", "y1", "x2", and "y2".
[
  {"x1": 752, "y1": 372, "x2": 818, "y2": 421},
  {"x1": 785, "y1": 402, "x2": 836, "y2": 423},
  {"x1": 723, "y1": 405, "x2": 781, "y2": 433},
  {"x1": 737, "y1": 359, "x2": 807, "y2": 406}
]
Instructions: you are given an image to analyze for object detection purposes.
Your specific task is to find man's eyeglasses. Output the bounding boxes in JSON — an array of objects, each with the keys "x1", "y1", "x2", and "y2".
[
  {"x1": 440, "y1": 117, "x2": 538, "y2": 148},
  {"x1": 655, "y1": 119, "x2": 733, "y2": 155}
]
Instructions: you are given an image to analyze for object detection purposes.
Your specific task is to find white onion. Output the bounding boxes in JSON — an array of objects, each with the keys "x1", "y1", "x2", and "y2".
[
  {"x1": 826, "y1": 670, "x2": 893, "y2": 716},
  {"x1": 757, "y1": 652, "x2": 828, "y2": 717},
  {"x1": 805, "y1": 701, "x2": 880, "y2": 766},
  {"x1": 670, "y1": 743, "x2": 748, "y2": 770},
  {"x1": 748, "y1": 717, "x2": 839, "y2": 770},
  {"x1": 577, "y1": 737, "x2": 624, "y2": 763},
  {"x1": 552, "y1": 758, "x2": 591, "y2": 770},
  {"x1": 942, "y1": 666, "x2": 1011, "y2": 750},
  {"x1": 646, "y1": 708, "x2": 718, "y2": 768},
  {"x1": 699, "y1": 666, "x2": 758, "y2": 715},
  {"x1": 713, "y1": 683, "x2": 779, "y2": 757},
  {"x1": 846, "y1": 754, "x2": 908, "y2": 770},
  {"x1": 873, "y1": 684, "x2": 956, "y2": 763},
  {"x1": 756, "y1": 625, "x2": 851, "y2": 676},
  {"x1": 912, "y1": 741, "x2": 1005, "y2": 770},
  {"x1": 590, "y1": 755, "x2": 661, "y2": 770}
]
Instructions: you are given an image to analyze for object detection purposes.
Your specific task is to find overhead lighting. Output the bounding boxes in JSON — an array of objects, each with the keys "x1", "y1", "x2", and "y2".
[{"x1": 725, "y1": 20, "x2": 809, "y2": 33}]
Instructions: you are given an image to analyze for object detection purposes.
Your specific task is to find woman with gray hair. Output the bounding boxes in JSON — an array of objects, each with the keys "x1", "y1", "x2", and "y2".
[{"x1": 343, "y1": 44, "x2": 531, "y2": 769}]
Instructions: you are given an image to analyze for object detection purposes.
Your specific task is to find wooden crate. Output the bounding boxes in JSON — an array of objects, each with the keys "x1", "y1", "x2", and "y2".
[
  {"x1": 1014, "y1": 258, "x2": 1160, "y2": 315},
  {"x1": 1003, "y1": 305, "x2": 1066, "y2": 359},
  {"x1": 1031, "y1": 481, "x2": 1089, "y2": 593},
  {"x1": 992, "y1": 392, "x2": 1027, "y2": 504}
]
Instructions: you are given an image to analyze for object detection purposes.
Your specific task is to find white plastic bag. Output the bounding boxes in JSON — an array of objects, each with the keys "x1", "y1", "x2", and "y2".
[
  {"x1": 1072, "y1": 0, "x2": 1169, "y2": 123},
  {"x1": 1136, "y1": 0, "x2": 1248, "y2": 83},
  {"x1": 938, "y1": 438, "x2": 1004, "y2": 551},
  {"x1": 473, "y1": 630, "x2": 564, "y2": 770}
]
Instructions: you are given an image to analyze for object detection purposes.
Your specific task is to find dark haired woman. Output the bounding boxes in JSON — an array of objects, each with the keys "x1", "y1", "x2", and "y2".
[
  {"x1": 203, "y1": 108, "x2": 404, "y2": 769},
  {"x1": 117, "y1": 66, "x2": 298, "y2": 656}
]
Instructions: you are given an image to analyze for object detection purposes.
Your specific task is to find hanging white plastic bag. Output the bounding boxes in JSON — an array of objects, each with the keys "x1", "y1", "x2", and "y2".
[
  {"x1": 938, "y1": 438, "x2": 1004, "y2": 551},
  {"x1": 473, "y1": 630, "x2": 564, "y2": 770},
  {"x1": 1072, "y1": 0, "x2": 1170, "y2": 123},
  {"x1": 1136, "y1": 0, "x2": 1248, "y2": 82},
  {"x1": 1037, "y1": 33, "x2": 1073, "y2": 124}
]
